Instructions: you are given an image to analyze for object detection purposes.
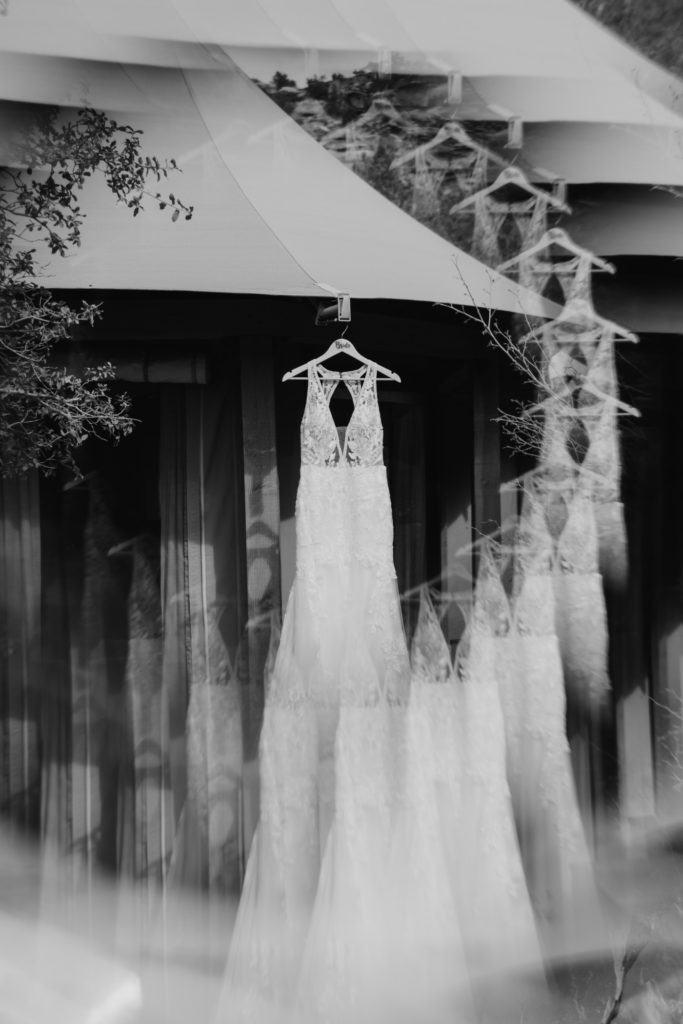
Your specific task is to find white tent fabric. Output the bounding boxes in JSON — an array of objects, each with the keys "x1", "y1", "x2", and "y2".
[
  {"x1": 4, "y1": 1, "x2": 682, "y2": 301},
  {"x1": 563, "y1": 188, "x2": 683, "y2": 257},
  {"x1": 519, "y1": 122, "x2": 683, "y2": 186},
  {"x1": 5, "y1": 50, "x2": 680, "y2": 132},
  {"x1": 0, "y1": 0, "x2": 662, "y2": 79},
  {"x1": 4, "y1": 0, "x2": 683, "y2": 128},
  {"x1": 4, "y1": 53, "x2": 681, "y2": 191},
  {"x1": 4, "y1": 57, "x2": 555, "y2": 314},
  {"x1": 461, "y1": 75, "x2": 683, "y2": 127},
  {"x1": 0, "y1": 55, "x2": 189, "y2": 112}
]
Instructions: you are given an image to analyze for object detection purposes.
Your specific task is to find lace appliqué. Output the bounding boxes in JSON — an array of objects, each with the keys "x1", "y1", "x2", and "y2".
[
  {"x1": 471, "y1": 192, "x2": 548, "y2": 267},
  {"x1": 301, "y1": 365, "x2": 383, "y2": 468}
]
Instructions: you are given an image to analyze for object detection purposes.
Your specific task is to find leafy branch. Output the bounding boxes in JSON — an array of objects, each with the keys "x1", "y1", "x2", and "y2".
[{"x1": 0, "y1": 106, "x2": 193, "y2": 478}]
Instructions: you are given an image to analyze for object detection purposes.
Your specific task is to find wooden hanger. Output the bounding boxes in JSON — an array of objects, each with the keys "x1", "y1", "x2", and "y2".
[
  {"x1": 496, "y1": 227, "x2": 616, "y2": 275},
  {"x1": 517, "y1": 297, "x2": 639, "y2": 347},
  {"x1": 390, "y1": 121, "x2": 508, "y2": 171},
  {"x1": 282, "y1": 335, "x2": 400, "y2": 383},
  {"x1": 449, "y1": 165, "x2": 571, "y2": 214}
]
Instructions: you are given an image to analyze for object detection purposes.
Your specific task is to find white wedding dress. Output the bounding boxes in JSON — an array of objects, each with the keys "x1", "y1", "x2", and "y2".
[
  {"x1": 503, "y1": 491, "x2": 604, "y2": 960},
  {"x1": 391, "y1": 588, "x2": 474, "y2": 1022},
  {"x1": 451, "y1": 560, "x2": 546, "y2": 1000},
  {"x1": 402, "y1": 582, "x2": 551, "y2": 1024},
  {"x1": 220, "y1": 364, "x2": 412, "y2": 1023}
]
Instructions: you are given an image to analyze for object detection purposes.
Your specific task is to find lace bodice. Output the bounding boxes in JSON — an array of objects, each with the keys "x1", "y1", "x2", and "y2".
[
  {"x1": 539, "y1": 401, "x2": 577, "y2": 476},
  {"x1": 129, "y1": 538, "x2": 161, "y2": 640},
  {"x1": 580, "y1": 329, "x2": 617, "y2": 401},
  {"x1": 554, "y1": 481, "x2": 600, "y2": 575},
  {"x1": 520, "y1": 251, "x2": 594, "y2": 306},
  {"x1": 582, "y1": 403, "x2": 620, "y2": 495},
  {"x1": 516, "y1": 489, "x2": 555, "y2": 575},
  {"x1": 470, "y1": 544, "x2": 513, "y2": 638},
  {"x1": 551, "y1": 479, "x2": 611, "y2": 708},
  {"x1": 579, "y1": 332, "x2": 622, "y2": 500},
  {"x1": 301, "y1": 364, "x2": 384, "y2": 468},
  {"x1": 452, "y1": 148, "x2": 489, "y2": 194},
  {"x1": 411, "y1": 148, "x2": 446, "y2": 218},
  {"x1": 410, "y1": 587, "x2": 454, "y2": 683},
  {"x1": 471, "y1": 192, "x2": 547, "y2": 267}
]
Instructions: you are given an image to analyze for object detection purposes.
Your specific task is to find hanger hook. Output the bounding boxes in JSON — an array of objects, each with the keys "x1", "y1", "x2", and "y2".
[{"x1": 339, "y1": 323, "x2": 349, "y2": 339}]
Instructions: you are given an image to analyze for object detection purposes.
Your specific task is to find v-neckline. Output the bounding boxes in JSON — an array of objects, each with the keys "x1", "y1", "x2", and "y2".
[{"x1": 311, "y1": 363, "x2": 372, "y2": 463}]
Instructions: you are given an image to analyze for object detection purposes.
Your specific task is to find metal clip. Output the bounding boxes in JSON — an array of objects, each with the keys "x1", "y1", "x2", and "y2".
[
  {"x1": 507, "y1": 116, "x2": 524, "y2": 149},
  {"x1": 314, "y1": 292, "x2": 352, "y2": 326},
  {"x1": 447, "y1": 70, "x2": 462, "y2": 105}
]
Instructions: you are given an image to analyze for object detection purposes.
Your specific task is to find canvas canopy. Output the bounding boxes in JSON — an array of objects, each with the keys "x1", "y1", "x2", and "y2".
[
  {"x1": 4, "y1": 55, "x2": 683, "y2": 189},
  {"x1": 519, "y1": 122, "x2": 683, "y2": 187},
  {"x1": 4, "y1": 0, "x2": 683, "y2": 129},
  {"x1": 564, "y1": 187, "x2": 683, "y2": 258},
  {"x1": 1, "y1": 56, "x2": 556, "y2": 315}
]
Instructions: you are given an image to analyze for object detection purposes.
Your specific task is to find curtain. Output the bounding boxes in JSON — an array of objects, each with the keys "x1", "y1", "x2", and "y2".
[
  {"x1": 116, "y1": 533, "x2": 176, "y2": 948},
  {"x1": 41, "y1": 473, "x2": 130, "y2": 924},
  {"x1": 0, "y1": 475, "x2": 41, "y2": 836},
  {"x1": 35, "y1": 380, "x2": 246, "y2": 956},
  {"x1": 160, "y1": 386, "x2": 246, "y2": 898}
]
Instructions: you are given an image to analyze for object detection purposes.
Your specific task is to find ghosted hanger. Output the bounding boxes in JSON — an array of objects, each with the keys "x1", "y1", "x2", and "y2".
[
  {"x1": 522, "y1": 387, "x2": 640, "y2": 420},
  {"x1": 322, "y1": 96, "x2": 406, "y2": 147},
  {"x1": 107, "y1": 534, "x2": 146, "y2": 557},
  {"x1": 449, "y1": 165, "x2": 571, "y2": 214},
  {"x1": 517, "y1": 296, "x2": 638, "y2": 347},
  {"x1": 390, "y1": 121, "x2": 508, "y2": 171},
  {"x1": 62, "y1": 470, "x2": 96, "y2": 492},
  {"x1": 453, "y1": 515, "x2": 520, "y2": 559},
  {"x1": 497, "y1": 227, "x2": 616, "y2": 275},
  {"x1": 499, "y1": 464, "x2": 605, "y2": 494}
]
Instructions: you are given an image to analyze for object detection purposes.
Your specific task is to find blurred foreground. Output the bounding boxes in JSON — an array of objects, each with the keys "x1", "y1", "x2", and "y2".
[{"x1": 4, "y1": 817, "x2": 683, "y2": 1023}]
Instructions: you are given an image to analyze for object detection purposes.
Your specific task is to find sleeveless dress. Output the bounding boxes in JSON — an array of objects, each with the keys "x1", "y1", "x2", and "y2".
[
  {"x1": 551, "y1": 479, "x2": 611, "y2": 713},
  {"x1": 389, "y1": 587, "x2": 474, "y2": 1023},
  {"x1": 452, "y1": 555, "x2": 544, "y2": 982},
  {"x1": 220, "y1": 364, "x2": 411, "y2": 1023},
  {"x1": 578, "y1": 330, "x2": 629, "y2": 589},
  {"x1": 509, "y1": 497, "x2": 599, "y2": 949}
]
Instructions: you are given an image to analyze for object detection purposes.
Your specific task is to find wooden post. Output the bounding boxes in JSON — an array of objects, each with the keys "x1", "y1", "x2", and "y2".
[
  {"x1": 650, "y1": 347, "x2": 683, "y2": 824},
  {"x1": 611, "y1": 436, "x2": 655, "y2": 839},
  {"x1": 239, "y1": 339, "x2": 282, "y2": 763},
  {"x1": 472, "y1": 354, "x2": 503, "y2": 540},
  {"x1": 0, "y1": 473, "x2": 41, "y2": 834},
  {"x1": 438, "y1": 365, "x2": 474, "y2": 648}
]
